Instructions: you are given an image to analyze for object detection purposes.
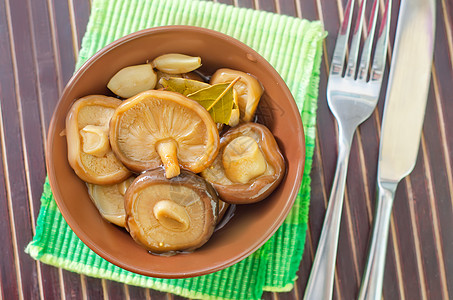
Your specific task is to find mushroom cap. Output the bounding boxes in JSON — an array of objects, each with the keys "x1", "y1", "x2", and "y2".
[
  {"x1": 87, "y1": 177, "x2": 135, "y2": 227},
  {"x1": 201, "y1": 123, "x2": 285, "y2": 204},
  {"x1": 65, "y1": 95, "x2": 131, "y2": 185},
  {"x1": 217, "y1": 200, "x2": 230, "y2": 225},
  {"x1": 109, "y1": 90, "x2": 220, "y2": 175},
  {"x1": 124, "y1": 168, "x2": 218, "y2": 253}
]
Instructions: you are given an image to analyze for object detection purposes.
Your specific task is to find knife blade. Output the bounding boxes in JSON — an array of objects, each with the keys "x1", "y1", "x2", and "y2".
[{"x1": 358, "y1": 0, "x2": 436, "y2": 299}]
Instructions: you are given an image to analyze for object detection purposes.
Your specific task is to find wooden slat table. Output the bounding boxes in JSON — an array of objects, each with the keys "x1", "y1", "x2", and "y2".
[{"x1": 1, "y1": 0, "x2": 451, "y2": 299}]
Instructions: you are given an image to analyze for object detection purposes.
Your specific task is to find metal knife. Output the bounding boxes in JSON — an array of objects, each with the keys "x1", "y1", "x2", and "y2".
[{"x1": 358, "y1": 0, "x2": 436, "y2": 299}]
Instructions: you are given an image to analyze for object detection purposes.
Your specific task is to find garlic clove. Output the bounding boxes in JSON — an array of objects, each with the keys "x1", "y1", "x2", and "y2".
[
  {"x1": 107, "y1": 64, "x2": 157, "y2": 98},
  {"x1": 152, "y1": 54, "x2": 201, "y2": 74}
]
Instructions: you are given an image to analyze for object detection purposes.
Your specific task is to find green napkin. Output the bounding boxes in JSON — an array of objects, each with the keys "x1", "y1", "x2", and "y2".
[{"x1": 26, "y1": 0, "x2": 325, "y2": 299}]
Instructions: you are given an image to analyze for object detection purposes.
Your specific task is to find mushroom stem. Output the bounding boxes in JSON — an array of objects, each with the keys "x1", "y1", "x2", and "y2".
[
  {"x1": 153, "y1": 200, "x2": 190, "y2": 231},
  {"x1": 80, "y1": 125, "x2": 110, "y2": 157},
  {"x1": 222, "y1": 136, "x2": 267, "y2": 184},
  {"x1": 156, "y1": 140, "x2": 180, "y2": 178}
]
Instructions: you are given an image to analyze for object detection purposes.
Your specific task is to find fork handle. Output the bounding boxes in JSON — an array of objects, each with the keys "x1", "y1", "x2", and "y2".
[
  {"x1": 358, "y1": 180, "x2": 398, "y2": 300},
  {"x1": 304, "y1": 124, "x2": 355, "y2": 300}
]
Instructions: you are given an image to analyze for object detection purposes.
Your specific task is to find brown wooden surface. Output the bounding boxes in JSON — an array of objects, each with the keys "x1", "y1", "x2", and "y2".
[{"x1": 0, "y1": 0, "x2": 451, "y2": 299}]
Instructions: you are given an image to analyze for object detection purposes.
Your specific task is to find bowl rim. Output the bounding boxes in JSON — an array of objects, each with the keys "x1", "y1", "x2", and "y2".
[{"x1": 46, "y1": 25, "x2": 306, "y2": 278}]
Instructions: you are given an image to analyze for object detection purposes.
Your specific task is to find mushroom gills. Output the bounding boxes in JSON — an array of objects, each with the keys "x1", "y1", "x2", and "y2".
[{"x1": 109, "y1": 90, "x2": 219, "y2": 178}]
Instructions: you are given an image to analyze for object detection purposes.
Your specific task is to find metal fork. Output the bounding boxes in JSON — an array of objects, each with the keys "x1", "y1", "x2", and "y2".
[{"x1": 303, "y1": 0, "x2": 391, "y2": 299}]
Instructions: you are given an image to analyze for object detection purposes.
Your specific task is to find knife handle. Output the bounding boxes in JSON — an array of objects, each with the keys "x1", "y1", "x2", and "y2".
[{"x1": 358, "y1": 181, "x2": 398, "y2": 300}]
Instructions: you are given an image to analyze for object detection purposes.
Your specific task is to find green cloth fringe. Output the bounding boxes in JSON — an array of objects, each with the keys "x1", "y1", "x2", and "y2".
[{"x1": 26, "y1": 0, "x2": 326, "y2": 299}]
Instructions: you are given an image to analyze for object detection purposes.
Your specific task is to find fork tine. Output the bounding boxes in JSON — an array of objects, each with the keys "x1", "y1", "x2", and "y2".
[
  {"x1": 357, "y1": 0, "x2": 379, "y2": 80},
  {"x1": 369, "y1": 0, "x2": 391, "y2": 82},
  {"x1": 345, "y1": 0, "x2": 367, "y2": 78},
  {"x1": 330, "y1": 0, "x2": 355, "y2": 76}
]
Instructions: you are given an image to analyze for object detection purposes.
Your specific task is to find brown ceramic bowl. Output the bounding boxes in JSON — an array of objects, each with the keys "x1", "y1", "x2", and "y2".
[{"x1": 46, "y1": 26, "x2": 305, "y2": 278}]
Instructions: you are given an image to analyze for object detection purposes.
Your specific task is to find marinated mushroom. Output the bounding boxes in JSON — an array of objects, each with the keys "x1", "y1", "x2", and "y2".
[
  {"x1": 210, "y1": 68, "x2": 264, "y2": 122},
  {"x1": 124, "y1": 168, "x2": 218, "y2": 253},
  {"x1": 109, "y1": 90, "x2": 220, "y2": 178},
  {"x1": 87, "y1": 177, "x2": 135, "y2": 227},
  {"x1": 67, "y1": 56, "x2": 288, "y2": 255},
  {"x1": 66, "y1": 95, "x2": 131, "y2": 184},
  {"x1": 201, "y1": 123, "x2": 285, "y2": 204}
]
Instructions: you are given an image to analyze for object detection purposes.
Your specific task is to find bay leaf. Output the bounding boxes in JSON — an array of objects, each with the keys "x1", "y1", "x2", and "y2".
[
  {"x1": 159, "y1": 77, "x2": 210, "y2": 96},
  {"x1": 187, "y1": 81, "x2": 237, "y2": 124}
]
